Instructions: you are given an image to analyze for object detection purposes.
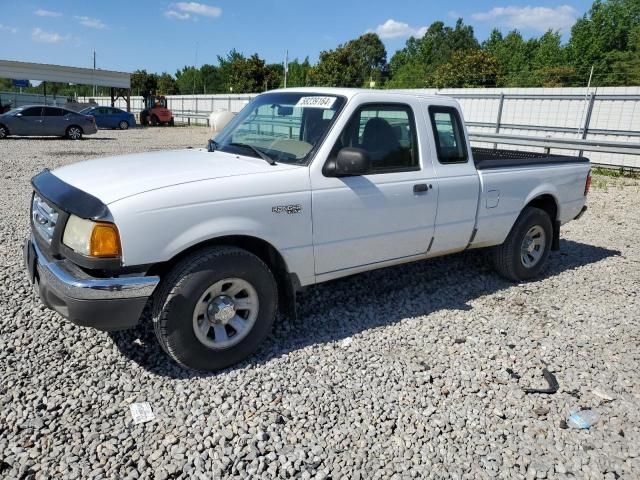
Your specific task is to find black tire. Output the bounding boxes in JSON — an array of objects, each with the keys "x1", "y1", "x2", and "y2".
[
  {"x1": 492, "y1": 207, "x2": 553, "y2": 282},
  {"x1": 0, "y1": 124, "x2": 8, "y2": 139},
  {"x1": 119, "y1": 120, "x2": 129, "y2": 130},
  {"x1": 168, "y1": 118, "x2": 175, "y2": 126},
  {"x1": 150, "y1": 115, "x2": 159, "y2": 126},
  {"x1": 152, "y1": 246, "x2": 278, "y2": 371},
  {"x1": 66, "y1": 125, "x2": 83, "y2": 140}
]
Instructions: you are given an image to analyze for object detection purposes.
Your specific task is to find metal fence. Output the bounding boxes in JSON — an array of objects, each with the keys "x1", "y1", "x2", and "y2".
[{"x1": 8, "y1": 87, "x2": 640, "y2": 169}]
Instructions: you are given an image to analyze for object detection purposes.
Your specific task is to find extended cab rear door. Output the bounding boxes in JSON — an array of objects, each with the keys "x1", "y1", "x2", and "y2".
[
  {"x1": 420, "y1": 100, "x2": 480, "y2": 255},
  {"x1": 310, "y1": 93, "x2": 438, "y2": 279}
]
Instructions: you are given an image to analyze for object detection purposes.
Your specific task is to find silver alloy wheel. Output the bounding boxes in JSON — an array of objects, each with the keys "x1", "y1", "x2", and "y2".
[
  {"x1": 520, "y1": 225, "x2": 546, "y2": 268},
  {"x1": 192, "y1": 278, "x2": 259, "y2": 350},
  {"x1": 0, "y1": 126, "x2": 6, "y2": 138},
  {"x1": 119, "y1": 120, "x2": 129, "y2": 130},
  {"x1": 68, "y1": 127, "x2": 82, "y2": 140}
]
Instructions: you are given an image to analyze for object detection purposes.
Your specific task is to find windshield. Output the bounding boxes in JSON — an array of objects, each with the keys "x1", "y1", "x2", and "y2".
[
  {"x1": 4, "y1": 108, "x2": 23, "y2": 116},
  {"x1": 213, "y1": 92, "x2": 346, "y2": 164}
]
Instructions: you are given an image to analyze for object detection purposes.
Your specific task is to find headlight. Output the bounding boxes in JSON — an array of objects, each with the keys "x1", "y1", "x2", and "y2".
[{"x1": 63, "y1": 215, "x2": 121, "y2": 258}]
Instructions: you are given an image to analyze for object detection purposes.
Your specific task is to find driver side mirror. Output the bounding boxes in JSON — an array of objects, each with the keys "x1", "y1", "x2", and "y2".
[{"x1": 333, "y1": 147, "x2": 371, "y2": 176}]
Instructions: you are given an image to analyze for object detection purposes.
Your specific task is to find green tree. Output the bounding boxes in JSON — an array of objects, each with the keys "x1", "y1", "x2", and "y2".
[
  {"x1": 157, "y1": 72, "x2": 178, "y2": 95},
  {"x1": 286, "y1": 58, "x2": 312, "y2": 87},
  {"x1": 130, "y1": 70, "x2": 158, "y2": 96},
  {"x1": 199, "y1": 64, "x2": 223, "y2": 93},
  {"x1": 482, "y1": 29, "x2": 539, "y2": 86},
  {"x1": 568, "y1": 0, "x2": 640, "y2": 85},
  {"x1": 433, "y1": 50, "x2": 499, "y2": 88},
  {"x1": 175, "y1": 66, "x2": 203, "y2": 94},
  {"x1": 388, "y1": 19, "x2": 478, "y2": 88},
  {"x1": 308, "y1": 33, "x2": 387, "y2": 87}
]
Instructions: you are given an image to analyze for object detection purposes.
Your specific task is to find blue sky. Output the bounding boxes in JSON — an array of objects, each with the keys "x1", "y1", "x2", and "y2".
[{"x1": 1, "y1": 0, "x2": 593, "y2": 75}]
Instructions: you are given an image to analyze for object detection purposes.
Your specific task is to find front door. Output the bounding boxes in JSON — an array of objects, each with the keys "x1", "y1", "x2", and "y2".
[
  {"x1": 311, "y1": 100, "x2": 438, "y2": 276},
  {"x1": 13, "y1": 107, "x2": 44, "y2": 135}
]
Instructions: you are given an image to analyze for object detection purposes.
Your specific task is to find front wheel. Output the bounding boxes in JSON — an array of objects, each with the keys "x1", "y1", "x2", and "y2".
[
  {"x1": 0, "y1": 124, "x2": 8, "y2": 139},
  {"x1": 152, "y1": 246, "x2": 278, "y2": 371},
  {"x1": 492, "y1": 207, "x2": 552, "y2": 282},
  {"x1": 66, "y1": 125, "x2": 83, "y2": 140},
  {"x1": 119, "y1": 120, "x2": 129, "y2": 130}
]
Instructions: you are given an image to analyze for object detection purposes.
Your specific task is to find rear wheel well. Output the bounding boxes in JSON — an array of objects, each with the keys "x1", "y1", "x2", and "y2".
[
  {"x1": 148, "y1": 235, "x2": 298, "y2": 318},
  {"x1": 525, "y1": 194, "x2": 559, "y2": 250}
]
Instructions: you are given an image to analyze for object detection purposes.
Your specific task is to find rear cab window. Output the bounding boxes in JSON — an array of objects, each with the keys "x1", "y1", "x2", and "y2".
[{"x1": 428, "y1": 106, "x2": 468, "y2": 164}]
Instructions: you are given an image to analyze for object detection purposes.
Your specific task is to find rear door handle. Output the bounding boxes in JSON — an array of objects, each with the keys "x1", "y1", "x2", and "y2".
[{"x1": 413, "y1": 183, "x2": 429, "y2": 193}]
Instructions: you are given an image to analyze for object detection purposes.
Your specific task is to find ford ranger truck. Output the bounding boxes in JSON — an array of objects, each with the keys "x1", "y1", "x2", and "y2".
[{"x1": 24, "y1": 88, "x2": 591, "y2": 371}]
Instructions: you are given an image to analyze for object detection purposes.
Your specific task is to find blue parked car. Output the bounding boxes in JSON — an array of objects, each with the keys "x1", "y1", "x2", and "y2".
[{"x1": 79, "y1": 106, "x2": 136, "y2": 130}]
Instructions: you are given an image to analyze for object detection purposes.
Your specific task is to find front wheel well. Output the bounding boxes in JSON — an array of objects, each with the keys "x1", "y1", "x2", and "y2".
[{"x1": 147, "y1": 235, "x2": 298, "y2": 318}]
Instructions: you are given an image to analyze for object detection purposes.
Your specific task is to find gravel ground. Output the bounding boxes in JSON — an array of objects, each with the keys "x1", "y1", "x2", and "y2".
[{"x1": 1, "y1": 127, "x2": 639, "y2": 480}]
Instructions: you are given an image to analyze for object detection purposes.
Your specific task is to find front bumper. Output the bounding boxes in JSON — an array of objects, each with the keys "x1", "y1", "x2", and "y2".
[{"x1": 24, "y1": 236, "x2": 159, "y2": 331}]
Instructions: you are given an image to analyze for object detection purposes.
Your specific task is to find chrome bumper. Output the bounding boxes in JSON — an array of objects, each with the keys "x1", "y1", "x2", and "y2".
[
  {"x1": 25, "y1": 236, "x2": 160, "y2": 331},
  {"x1": 31, "y1": 238, "x2": 159, "y2": 300}
]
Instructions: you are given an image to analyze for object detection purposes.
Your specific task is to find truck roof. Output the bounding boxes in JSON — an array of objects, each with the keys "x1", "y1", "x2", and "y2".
[{"x1": 268, "y1": 87, "x2": 455, "y2": 104}]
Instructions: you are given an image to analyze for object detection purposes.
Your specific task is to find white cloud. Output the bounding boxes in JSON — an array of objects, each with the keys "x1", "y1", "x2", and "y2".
[
  {"x1": 176, "y1": 2, "x2": 222, "y2": 17},
  {"x1": 0, "y1": 24, "x2": 19, "y2": 34},
  {"x1": 74, "y1": 16, "x2": 107, "y2": 29},
  {"x1": 34, "y1": 9, "x2": 62, "y2": 17},
  {"x1": 31, "y1": 27, "x2": 70, "y2": 44},
  {"x1": 471, "y1": 5, "x2": 578, "y2": 33},
  {"x1": 164, "y1": 10, "x2": 191, "y2": 20},
  {"x1": 165, "y1": 2, "x2": 222, "y2": 20},
  {"x1": 368, "y1": 19, "x2": 428, "y2": 40}
]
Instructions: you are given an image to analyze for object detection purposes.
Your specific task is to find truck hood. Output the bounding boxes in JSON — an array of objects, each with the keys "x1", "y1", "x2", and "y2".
[{"x1": 52, "y1": 148, "x2": 301, "y2": 204}]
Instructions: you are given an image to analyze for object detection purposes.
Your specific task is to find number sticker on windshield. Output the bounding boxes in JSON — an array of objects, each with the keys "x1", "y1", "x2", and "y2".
[{"x1": 295, "y1": 96, "x2": 337, "y2": 109}]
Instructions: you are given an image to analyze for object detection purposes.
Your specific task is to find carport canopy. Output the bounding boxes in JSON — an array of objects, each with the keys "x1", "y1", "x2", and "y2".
[
  {"x1": 0, "y1": 59, "x2": 131, "y2": 110},
  {"x1": 0, "y1": 59, "x2": 130, "y2": 88}
]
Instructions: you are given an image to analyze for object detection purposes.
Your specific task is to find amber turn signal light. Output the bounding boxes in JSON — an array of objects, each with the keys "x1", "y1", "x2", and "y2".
[{"x1": 90, "y1": 223, "x2": 122, "y2": 257}]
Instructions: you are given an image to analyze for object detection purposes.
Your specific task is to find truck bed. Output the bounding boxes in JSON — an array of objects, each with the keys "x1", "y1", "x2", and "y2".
[{"x1": 472, "y1": 147, "x2": 590, "y2": 170}]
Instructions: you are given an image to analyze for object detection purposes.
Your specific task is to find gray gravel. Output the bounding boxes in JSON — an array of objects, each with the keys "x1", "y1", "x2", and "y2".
[{"x1": 1, "y1": 127, "x2": 639, "y2": 479}]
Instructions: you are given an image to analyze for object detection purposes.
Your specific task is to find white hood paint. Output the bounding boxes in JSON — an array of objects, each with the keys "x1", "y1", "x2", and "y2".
[{"x1": 52, "y1": 149, "x2": 300, "y2": 204}]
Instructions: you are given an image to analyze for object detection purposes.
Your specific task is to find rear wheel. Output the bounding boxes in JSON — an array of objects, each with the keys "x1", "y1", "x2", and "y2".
[
  {"x1": 168, "y1": 118, "x2": 175, "y2": 126},
  {"x1": 118, "y1": 120, "x2": 129, "y2": 130},
  {"x1": 492, "y1": 207, "x2": 552, "y2": 282},
  {"x1": 150, "y1": 115, "x2": 159, "y2": 126},
  {"x1": 0, "y1": 124, "x2": 8, "y2": 139},
  {"x1": 152, "y1": 246, "x2": 278, "y2": 371},
  {"x1": 66, "y1": 125, "x2": 83, "y2": 140}
]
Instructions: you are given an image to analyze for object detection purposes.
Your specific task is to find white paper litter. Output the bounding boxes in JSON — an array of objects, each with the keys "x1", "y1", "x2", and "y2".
[
  {"x1": 340, "y1": 337, "x2": 353, "y2": 347},
  {"x1": 130, "y1": 402, "x2": 155, "y2": 425}
]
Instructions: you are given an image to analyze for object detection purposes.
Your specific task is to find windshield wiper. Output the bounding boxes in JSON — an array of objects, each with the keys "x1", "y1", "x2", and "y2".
[{"x1": 229, "y1": 142, "x2": 276, "y2": 165}]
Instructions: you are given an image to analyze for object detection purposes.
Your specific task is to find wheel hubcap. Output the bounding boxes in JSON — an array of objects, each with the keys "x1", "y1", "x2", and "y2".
[
  {"x1": 520, "y1": 225, "x2": 546, "y2": 268},
  {"x1": 70, "y1": 128, "x2": 80, "y2": 139},
  {"x1": 192, "y1": 278, "x2": 259, "y2": 350}
]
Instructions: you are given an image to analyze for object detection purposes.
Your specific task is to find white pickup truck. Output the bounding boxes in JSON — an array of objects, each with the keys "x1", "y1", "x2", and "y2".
[{"x1": 25, "y1": 88, "x2": 591, "y2": 371}]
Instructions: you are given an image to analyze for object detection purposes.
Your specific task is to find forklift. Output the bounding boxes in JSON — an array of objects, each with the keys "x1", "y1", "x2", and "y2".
[{"x1": 140, "y1": 92, "x2": 174, "y2": 126}]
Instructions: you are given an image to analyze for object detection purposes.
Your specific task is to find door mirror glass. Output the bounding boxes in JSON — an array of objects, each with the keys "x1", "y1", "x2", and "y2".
[{"x1": 334, "y1": 147, "x2": 371, "y2": 176}]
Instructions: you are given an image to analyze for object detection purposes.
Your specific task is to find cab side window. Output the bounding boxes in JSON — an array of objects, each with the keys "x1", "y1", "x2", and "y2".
[
  {"x1": 331, "y1": 104, "x2": 419, "y2": 174},
  {"x1": 429, "y1": 106, "x2": 468, "y2": 164}
]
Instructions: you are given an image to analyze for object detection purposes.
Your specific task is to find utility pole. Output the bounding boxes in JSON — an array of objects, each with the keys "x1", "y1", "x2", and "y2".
[
  {"x1": 284, "y1": 50, "x2": 288, "y2": 88},
  {"x1": 194, "y1": 42, "x2": 199, "y2": 94},
  {"x1": 92, "y1": 50, "x2": 96, "y2": 97}
]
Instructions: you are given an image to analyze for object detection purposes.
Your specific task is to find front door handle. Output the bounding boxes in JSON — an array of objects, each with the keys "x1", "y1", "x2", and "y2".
[{"x1": 413, "y1": 183, "x2": 430, "y2": 193}]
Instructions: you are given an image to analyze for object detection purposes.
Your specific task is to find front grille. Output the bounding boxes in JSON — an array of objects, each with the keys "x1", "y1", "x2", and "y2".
[{"x1": 32, "y1": 193, "x2": 59, "y2": 244}]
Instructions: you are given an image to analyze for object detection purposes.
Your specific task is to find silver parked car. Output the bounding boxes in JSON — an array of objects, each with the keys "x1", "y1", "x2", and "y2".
[{"x1": 0, "y1": 105, "x2": 98, "y2": 140}]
